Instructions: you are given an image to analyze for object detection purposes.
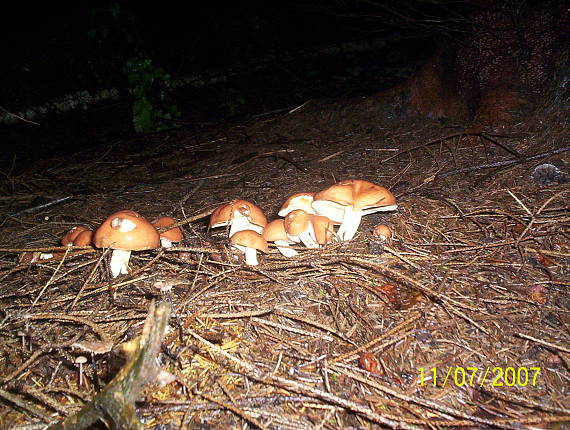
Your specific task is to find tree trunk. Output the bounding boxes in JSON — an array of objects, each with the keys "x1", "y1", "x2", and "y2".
[{"x1": 402, "y1": 0, "x2": 569, "y2": 127}]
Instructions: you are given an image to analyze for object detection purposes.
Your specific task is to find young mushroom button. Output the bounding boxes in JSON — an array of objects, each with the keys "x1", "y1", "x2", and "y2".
[
  {"x1": 93, "y1": 210, "x2": 160, "y2": 278},
  {"x1": 152, "y1": 216, "x2": 183, "y2": 248},
  {"x1": 372, "y1": 224, "x2": 392, "y2": 242},
  {"x1": 312, "y1": 179, "x2": 397, "y2": 241},
  {"x1": 230, "y1": 230, "x2": 268, "y2": 266},
  {"x1": 72, "y1": 230, "x2": 94, "y2": 246},
  {"x1": 284, "y1": 210, "x2": 319, "y2": 249},
  {"x1": 210, "y1": 200, "x2": 267, "y2": 237},
  {"x1": 310, "y1": 215, "x2": 334, "y2": 246},
  {"x1": 262, "y1": 219, "x2": 298, "y2": 257}
]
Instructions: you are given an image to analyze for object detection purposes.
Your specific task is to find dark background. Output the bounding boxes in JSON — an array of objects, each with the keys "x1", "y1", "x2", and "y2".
[{"x1": 3, "y1": 1, "x2": 440, "y2": 115}]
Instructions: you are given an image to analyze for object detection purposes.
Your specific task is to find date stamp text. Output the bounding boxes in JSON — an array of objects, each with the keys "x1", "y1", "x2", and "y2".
[{"x1": 418, "y1": 366, "x2": 541, "y2": 388}]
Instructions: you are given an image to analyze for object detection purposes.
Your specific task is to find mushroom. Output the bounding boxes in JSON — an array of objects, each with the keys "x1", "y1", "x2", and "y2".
[
  {"x1": 72, "y1": 229, "x2": 94, "y2": 246},
  {"x1": 372, "y1": 224, "x2": 392, "y2": 242},
  {"x1": 75, "y1": 355, "x2": 88, "y2": 386},
  {"x1": 312, "y1": 179, "x2": 397, "y2": 241},
  {"x1": 39, "y1": 225, "x2": 89, "y2": 261},
  {"x1": 93, "y1": 210, "x2": 160, "y2": 278},
  {"x1": 61, "y1": 226, "x2": 89, "y2": 246},
  {"x1": 262, "y1": 219, "x2": 298, "y2": 257},
  {"x1": 152, "y1": 216, "x2": 183, "y2": 248},
  {"x1": 310, "y1": 215, "x2": 334, "y2": 246},
  {"x1": 230, "y1": 230, "x2": 268, "y2": 266},
  {"x1": 283, "y1": 210, "x2": 319, "y2": 248},
  {"x1": 210, "y1": 200, "x2": 267, "y2": 237},
  {"x1": 278, "y1": 192, "x2": 316, "y2": 217}
]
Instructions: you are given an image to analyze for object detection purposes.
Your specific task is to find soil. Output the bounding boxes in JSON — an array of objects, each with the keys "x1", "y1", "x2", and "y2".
[{"x1": 0, "y1": 86, "x2": 568, "y2": 429}]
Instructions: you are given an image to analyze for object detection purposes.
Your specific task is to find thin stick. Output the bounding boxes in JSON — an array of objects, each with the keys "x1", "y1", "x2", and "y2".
[
  {"x1": 329, "y1": 312, "x2": 421, "y2": 363},
  {"x1": 196, "y1": 389, "x2": 269, "y2": 430},
  {"x1": 516, "y1": 333, "x2": 570, "y2": 354},
  {"x1": 436, "y1": 146, "x2": 570, "y2": 179}
]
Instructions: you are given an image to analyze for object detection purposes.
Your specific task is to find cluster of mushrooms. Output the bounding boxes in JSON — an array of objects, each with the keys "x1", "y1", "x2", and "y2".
[
  {"x1": 210, "y1": 179, "x2": 397, "y2": 266},
  {"x1": 29, "y1": 212, "x2": 183, "y2": 278},
  {"x1": 27, "y1": 179, "x2": 397, "y2": 275}
]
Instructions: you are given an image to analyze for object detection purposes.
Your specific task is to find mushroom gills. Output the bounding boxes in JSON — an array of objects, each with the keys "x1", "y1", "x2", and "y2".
[{"x1": 228, "y1": 216, "x2": 263, "y2": 237}]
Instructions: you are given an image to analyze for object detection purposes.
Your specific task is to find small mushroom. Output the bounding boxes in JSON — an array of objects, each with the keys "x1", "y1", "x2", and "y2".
[
  {"x1": 230, "y1": 230, "x2": 268, "y2": 266},
  {"x1": 278, "y1": 192, "x2": 316, "y2": 217},
  {"x1": 93, "y1": 210, "x2": 160, "y2": 278},
  {"x1": 72, "y1": 229, "x2": 94, "y2": 246},
  {"x1": 42, "y1": 226, "x2": 90, "y2": 261},
  {"x1": 372, "y1": 224, "x2": 392, "y2": 242},
  {"x1": 210, "y1": 200, "x2": 267, "y2": 237},
  {"x1": 262, "y1": 219, "x2": 298, "y2": 257},
  {"x1": 17, "y1": 330, "x2": 26, "y2": 350},
  {"x1": 75, "y1": 355, "x2": 88, "y2": 386},
  {"x1": 312, "y1": 179, "x2": 397, "y2": 241},
  {"x1": 152, "y1": 216, "x2": 183, "y2": 248},
  {"x1": 61, "y1": 226, "x2": 90, "y2": 246},
  {"x1": 284, "y1": 210, "x2": 319, "y2": 248},
  {"x1": 310, "y1": 215, "x2": 334, "y2": 246}
]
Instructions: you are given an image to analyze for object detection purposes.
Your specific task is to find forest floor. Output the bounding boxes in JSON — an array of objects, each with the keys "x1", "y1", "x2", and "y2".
[{"x1": 0, "y1": 87, "x2": 569, "y2": 429}]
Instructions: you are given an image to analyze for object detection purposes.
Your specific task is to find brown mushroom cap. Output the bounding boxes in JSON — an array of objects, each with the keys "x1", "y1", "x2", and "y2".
[
  {"x1": 313, "y1": 179, "x2": 396, "y2": 212},
  {"x1": 209, "y1": 200, "x2": 267, "y2": 229},
  {"x1": 93, "y1": 210, "x2": 160, "y2": 251},
  {"x1": 230, "y1": 230, "x2": 269, "y2": 253},
  {"x1": 152, "y1": 216, "x2": 183, "y2": 243},
  {"x1": 310, "y1": 215, "x2": 334, "y2": 245},
  {"x1": 372, "y1": 224, "x2": 392, "y2": 240},
  {"x1": 262, "y1": 219, "x2": 289, "y2": 242},
  {"x1": 73, "y1": 230, "x2": 94, "y2": 246},
  {"x1": 283, "y1": 210, "x2": 311, "y2": 237},
  {"x1": 278, "y1": 192, "x2": 315, "y2": 217},
  {"x1": 61, "y1": 226, "x2": 89, "y2": 246}
]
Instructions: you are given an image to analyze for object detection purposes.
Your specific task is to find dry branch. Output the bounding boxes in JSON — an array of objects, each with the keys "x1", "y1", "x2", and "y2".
[{"x1": 47, "y1": 301, "x2": 171, "y2": 430}]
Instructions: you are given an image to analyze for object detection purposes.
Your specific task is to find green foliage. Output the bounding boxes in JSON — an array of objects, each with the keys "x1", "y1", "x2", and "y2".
[
  {"x1": 219, "y1": 87, "x2": 246, "y2": 116},
  {"x1": 126, "y1": 56, "x2": 181, "y2": 133},
  {"x1": 89, "y1": 3, "x2": 181, "y2": 133}
]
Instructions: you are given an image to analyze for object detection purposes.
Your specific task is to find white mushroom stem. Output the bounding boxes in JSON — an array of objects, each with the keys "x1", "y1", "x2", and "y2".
[
  {"x1": 228, "y1": 217, "x2": 263, "y2": 237},
  {"x1": 109, "y1": 249, "x2": 131, "y2": 277},
  {"x1": 160, "y1": 238, "x2": 173, "y2": 248},
  {"x1": 232, "y1": 244, "x2": 259, "y2": 266},
  {"x1": 337, "y1": 207, "x2": 363, "y2": 241},
  {"x1": 299, "y1": 229, "x2": 319, "y2": 248},
  {"x1": 274, "y1": 240, "x2": 298, "y2": 257}
]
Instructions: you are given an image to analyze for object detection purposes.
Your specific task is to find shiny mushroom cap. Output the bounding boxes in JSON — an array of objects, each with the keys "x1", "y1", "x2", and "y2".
[
  {"x1": 262, "y1": 219, "x2": 289, "y2": 242},
  {"x1": 93, "y1": 210, "x2": 160, "y2": 251},
  {"x1": 263, "y1": 219, "x2": 298, "y2": 257},
  {"x1": 284, "y1": 210, "x2": 319, "y2": 248},
  {"x1": 230, "y1": 230, "x2": 268, "y2": 265},
  {"x1": 61, "y1": 226, "x2": 89, "y2": 246},
  {"x1": 372, "y1": 224, "x2": 392, "y2": 242},
  {"x1": 230, "y1": 230, "x2": 269, "y2": 253},
  {"x1": 152, "y1": 216, "x2": 183, "y2": 245},
  {"x1": 312, "y1": 179, "x2": 397, "y2": 241},
  {"x1": 310, "y1": 215, "x2": 334, "y2": 245},
  {"x1": 283, "y1": 209, "x2": 311, "y2": 238},
  {"x1": 278, "y1": 192, "x2": 315, "y2": 217},
  {"x1": 210, "y1": 199, "x2": 267, "y2": 236},
  {"x1": 73, "y1": 230, "x2": 94, "y2": 246}
]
